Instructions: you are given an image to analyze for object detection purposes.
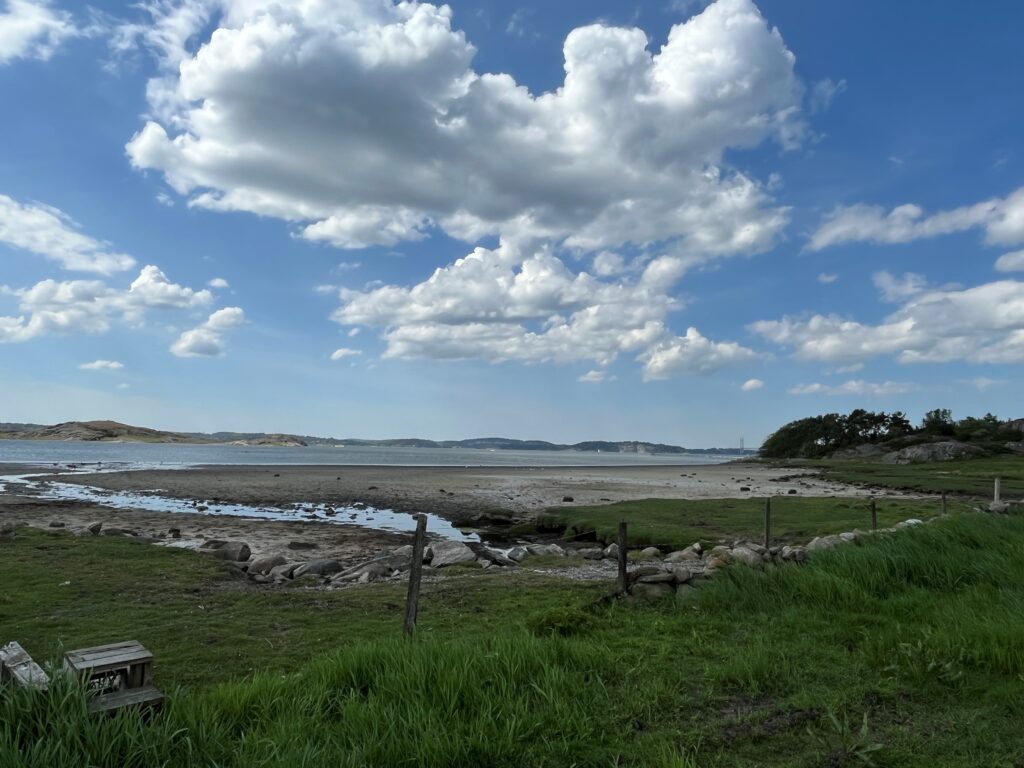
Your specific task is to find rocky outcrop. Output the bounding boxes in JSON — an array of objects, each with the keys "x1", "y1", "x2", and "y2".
[{"x1": 880, "y1": 441, "x2": 984, "y2": 464}]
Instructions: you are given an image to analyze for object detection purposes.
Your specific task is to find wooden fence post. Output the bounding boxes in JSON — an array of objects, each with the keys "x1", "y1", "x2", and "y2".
[
  {"x1": 994, "y1": 477, "x2": 1002, "y2": 504},
  {"x1": 404, "y1": 515, "x2": 428, "y2": 636},
  {"x1": 617, "y1": 521, "x2": 628, "y2": 594},
  {"x1": 763, "y1": 497, "x2": 772, "y2": 549},
  {"x1": 870, "y1": 498, "x2": 878, "y2": 531},
  {"x1": 941, "y1": 492, "x2": 947, "y2": 516}
]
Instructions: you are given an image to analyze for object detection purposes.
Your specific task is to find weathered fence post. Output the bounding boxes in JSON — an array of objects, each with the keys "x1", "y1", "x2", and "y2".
[
  {"x1": 404, "y1": 515, "x2": 428, "y2": 636},
  {"x1": 941, "y1": 492, "x2": 947, "y2": 515},
  {"x1": 994, "y1": 477, "x2": 1002, "y2": 504},
  {"x1": 763, "y1": 497, "x2": 772, "y2": 549},
  {"x1": 617, "y1": 520, "x2": 628, "y2": 594},
  {"x1": 870, "y1": 497, "x2": 878, "y2": 531}
]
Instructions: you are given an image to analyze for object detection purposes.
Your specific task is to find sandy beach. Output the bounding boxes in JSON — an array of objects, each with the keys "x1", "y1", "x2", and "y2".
[
  {"x1": 19, "y1": 461, "x2": 870, "y2": 522},
  {"x1": 0, "y1": 460, "x2": 881, "y2": 560}
]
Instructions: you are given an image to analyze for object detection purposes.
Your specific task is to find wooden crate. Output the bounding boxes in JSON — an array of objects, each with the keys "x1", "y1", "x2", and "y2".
[{"x1": 64, "y1": 640, "x2": 163, "y2": 713}]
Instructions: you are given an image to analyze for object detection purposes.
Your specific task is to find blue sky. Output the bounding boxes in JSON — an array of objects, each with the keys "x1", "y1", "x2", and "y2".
[{"x1": 1, "y1": 0, "x2": 1022, "y2": 446}]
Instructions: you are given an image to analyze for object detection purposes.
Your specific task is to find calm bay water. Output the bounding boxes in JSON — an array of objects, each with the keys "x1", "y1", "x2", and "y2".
[{"x1": 0, "y1": 440, "x2": 737, "y2": 468}]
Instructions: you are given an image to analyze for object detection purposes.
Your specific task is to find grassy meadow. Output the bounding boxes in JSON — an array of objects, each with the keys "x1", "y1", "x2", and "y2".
[
  {"x1": 4, "y1": 488, "x2": 1024, "y2": 766},
  {"x1": 810, "y1": 455, "x2": 1024, "y2": 496},
  {"x1": 536, "y1": 495, "x2": 962, "y2": 550}
]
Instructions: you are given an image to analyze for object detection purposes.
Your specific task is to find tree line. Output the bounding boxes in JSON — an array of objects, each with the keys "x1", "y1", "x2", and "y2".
[{"x1": 760, "y1": 409, "x2": 1023, "y2": 459}]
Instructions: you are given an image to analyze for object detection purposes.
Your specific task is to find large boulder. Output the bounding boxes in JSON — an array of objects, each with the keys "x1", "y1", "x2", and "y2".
[
  {"x1": 881, "y1": 441, "x2": 984, "y2": 465},
  {"x1": 637, "y1": 546, "x2": 662, "y2": 560},
  {"x1": 729, "y1": 546, "x2": 764, "y2": 568},
  {"x1": 249, "y1": 554, "x2": 288, "y2": 575},
  {"x1": 665, "y1": 549, "x2": 700, "y2": 563},
  {"x1": 506, "y1": 546, "x2": 529, "y2": 562},
  {"x1": 524, "y1": 543, "x2": 566, "y2": 558},
  {"x1": 806, "y1": 535, "x2": 842, "y2": 553},
  {"x1": 207, "y1": 541, "x2": 251, "y2": 561},
  {"x1": 427, "y1": 540, "x2": 477, "y2": 567},
  {"x1": 292, "y1": 559, "x2": 343, "y2": 579},
  {"x1": 629, "y1": 582, "x2": 674, "y2": 603}
]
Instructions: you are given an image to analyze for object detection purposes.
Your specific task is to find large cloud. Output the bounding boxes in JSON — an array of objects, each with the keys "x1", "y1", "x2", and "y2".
[
  {"x1": 0, "y1": 0, "x2": 77, "y2": 64},
  {"x1": 809, "y1": 187, "x2": 1024, "y2": 251},
  {"x1": 333, "y1": 243, "x2": 755, "y2": 377},
  {"x1": 125, "y1": 0, "x2": 805, "y2": 261},
  {"x1": 0, "y1": 194, "x2": 136, "y2": 273},
  {"x1": 751, "y1": 279, "x2": 1024, "y2": 365},
  {"x1": 0, "y1": 265, "x2": 213, "y2": 342}
]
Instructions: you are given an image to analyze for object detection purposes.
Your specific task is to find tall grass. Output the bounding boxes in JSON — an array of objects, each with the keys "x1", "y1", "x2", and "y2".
[{"x1": 6, "y1": 512, "x2": 1024, "y2": 766}]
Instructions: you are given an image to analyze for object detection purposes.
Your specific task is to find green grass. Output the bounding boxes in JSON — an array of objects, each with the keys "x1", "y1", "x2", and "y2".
[
  {"x1": 811, "y1": 455, "x2": 1024, "y2": 496},
  {"x1": 6, "y1": 514, "x2": 1024, "y2": 766},
  {"x1": 537, "y1": 496, "x2": 957, "y2": 550}
]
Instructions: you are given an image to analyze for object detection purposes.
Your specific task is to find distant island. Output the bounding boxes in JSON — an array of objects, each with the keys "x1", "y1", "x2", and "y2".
[{"x1": 0, "y1": 420, "x2": 752, "y2": 455}]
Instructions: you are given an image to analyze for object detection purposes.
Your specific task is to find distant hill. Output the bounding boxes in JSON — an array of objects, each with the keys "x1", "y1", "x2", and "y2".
[{"x1": 0, "y1": 420, "x2": 752, "y2": 454}]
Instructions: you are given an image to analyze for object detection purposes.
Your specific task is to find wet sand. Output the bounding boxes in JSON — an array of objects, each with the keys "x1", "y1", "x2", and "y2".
[
  {"x1": 11, "y1": 461, "x2": 867, "y2": 522},
  {"x1": 1, "y1": 461, "x2": 876, "y2": 561}
]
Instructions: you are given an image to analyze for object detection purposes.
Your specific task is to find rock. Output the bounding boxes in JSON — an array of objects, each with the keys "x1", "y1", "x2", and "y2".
[
  {"x1": 780, "y1": 545, "x2": 807, "y2": 563},
  {"x1": 838, "y1": 531, "x2": 858, "y2": 543},
  {"x1": 729, "y1": 546, "x2": 763, "y2": 568},
  {"x1": 249, "y1": 554, "x2": 288, "y2": 575},
  {"x1": 576, "y1": 547, "x2": 604, "y2": 560},
  {"x1": 561, "y1": 496, "x2": 574, "y2": 502},
  {"x1": 665, "y1": 549, "x2": 700, "y2": 563},
  {"x1": 629, "y1": 582, "x2": 674, "y2": 603},
  {"x1": 704, "y1": 555, "x2": 728, "y2": 571},
  {"x1": 806, "y1": 535, "x2": 842, "y2": 552},
  {"x1": 392, "y1": 545, "x2": 414, "y2": 558},
  {"x1": 637, "y1": 571, "x2": 677, "y2": 584},
  {"x1": 670, "y1": 566, "x2": 694, "y2": 584},
  {"x1": 167, "y1": 527, "x2": 181, "y2": 539},
  {"x1": 207, "y1": 541, "x2": 252, "y2": 561},
  {"x1": 85, "y1": 522, "x2": 103, "y2": 535},
  {"x1": 746, "y1": 542, "x2": 767, "y2": 555},
  {"x1": 881, "y1": 441, "x2": 984, "y2": 465},
  {"x1": 427, "y1": 540, "x2": 477, "y2": 567},
  {"x1": 0, "y1": 523, "x2": 15, "y2": 541},
  {"x1": 269, "y1": 563, "x2": 299, "y2": 581},
  {"x1": 988, "y1": 501, "x2": 1011, "y2": 514},
  {"x1": 292, "y1": 559, "x2": 343, "y2": 579},
  {"x1": 357, "y1": 571, "x2": 371, "y2": 583},
  {"x1": 896, "y1": 518, "x2": 925, "y2": 528},
  {"x1": 602, "y1": 543, "x2": 619, "y2": 559},
  {"x1": 637, "y1": 546, "x2": 662, "y2": 560},
  {"x1": 199, "y1": 539, "x2": 227, "y2": 549},
  {"x1": 689, "y1": 542, "x2": 703, "y2": 555},
  {"x1": 102, "y1": 528, "x2": 136, "y2": 537},
  {"x1": 709, "y1": 545, "x2": 731, "y2": 558},
  {"x1": 287, "y1": 541, "x2": 318, "y2": 551},
  {"x1": 787, "y1": 489, "x2": 798, "y2": 495},
  {"x1": 525, "y1": 543, "x2": 566, "y2": 558},
  {"x1": 468, "y1": 544, "x2": 517, "y2": 567},
  {"x1": 48, "y1": 521, "x2": 65, "y2": 528},
  {"x1": 336, "y1": 558, "x2": 401, "y2": 581},
  {"x1": 739, "y1": 486, "x2": 751, "y2": 492},
  {"x1": 507, "y1": 546, "x2": 529, "y2": 562},
  {"x1": 830, "y1": 443, "x2": 889, "y2": 460},
  {"x1": 674, "y1": 584, "x2": 697, "y2": 604}
]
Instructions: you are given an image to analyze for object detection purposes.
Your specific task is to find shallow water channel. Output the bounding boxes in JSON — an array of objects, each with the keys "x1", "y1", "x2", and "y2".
[{"x1": 0, "y1": 465, "x2": 477, "y2": 542}]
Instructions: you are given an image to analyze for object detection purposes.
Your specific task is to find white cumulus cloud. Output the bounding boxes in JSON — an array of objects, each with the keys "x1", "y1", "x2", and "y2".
[
  {"x1": 171, "y1": 306, "x2": 245, "y2": 357},
  {"x1": 809, "y1": 187, "x2": 1024, "y2": 251},
  {"x1": 752, "y1": 279, "x2": 1024, "y2": 365},
  {"x1": 0, "y1": 0, "x2": 78, "y2": 65},
  {"x1": 741, "y1": 378, "x2": 763, "y2": 391},
  {"x1": 208, "y1": 277, "x2": 229, "y2": 289},
  {"x1": 995, "y1": 250, "x2": 1024, "y2": 273},
  {"x1": 124, "y1": 0, "x2": 806, "y2": 265},
  {"x1": 330, "y1": 347, "x2": 362, "y2": 360},
  {"x1": 79, "y1": 359, "x2": 124, "y2": 371},
  {"x1": 0, "y1": 265, "x2": 213, "y2": 343},
  {"x1": 788, "y1": 380, "x2": 917, "y2": 396},
  {"x1": 0, "y1": 194, "x2": 136, "y2": 273}
]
